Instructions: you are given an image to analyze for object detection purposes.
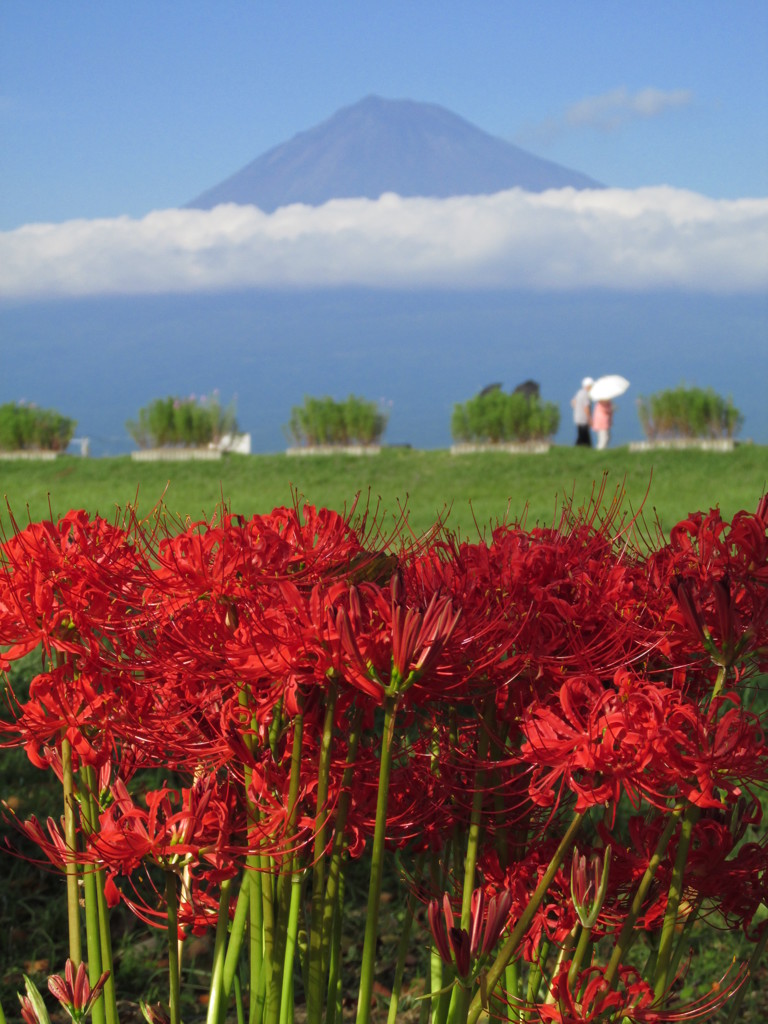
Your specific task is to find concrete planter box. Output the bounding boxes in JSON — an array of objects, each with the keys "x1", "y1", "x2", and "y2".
[
  {"x1": 628, "y1": 439, "x2": 737, "y2": 453},
  {"x1": 286, "y1": 445, "x2": 382, "y2": 457},
  {"x1": 450, "y1": 441, "x2": 551, "y2": 455},
  {"x1": 0, "y1": 450, "x2": 61, "y2": 460},
  {"x1": 131, "y1": 448, "x2": 223, "y2": 462}
]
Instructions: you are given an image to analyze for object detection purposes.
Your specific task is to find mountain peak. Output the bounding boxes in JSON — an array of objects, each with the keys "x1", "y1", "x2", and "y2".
[{"x1": 187, "y1": 96, "x2": 602, "y2": 212}]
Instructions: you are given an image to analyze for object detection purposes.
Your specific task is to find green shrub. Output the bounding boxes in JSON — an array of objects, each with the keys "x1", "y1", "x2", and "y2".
[
  {"x1": 126, "y1": 393, "x2": 238, "y2": 449},
  {"x1": 287, "y1": 395, "x2": 388, "y2": 447},
  {"x1": 451, "y1": 388, "x2": 560, "y2": 443},
  {"x1": 637, "y1": 386, "x2": 743, "y2": 440},
  {"x1": 0, "y1": 402, "x2": 76, "y2": 452}
]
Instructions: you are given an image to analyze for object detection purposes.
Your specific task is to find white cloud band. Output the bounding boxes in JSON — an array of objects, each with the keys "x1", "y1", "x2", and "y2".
[
  {"x1": 1, "y1": 186, "x2": 767, "y2": 299},
  {"x1": 565, "y1": 87, "x2": 694, "y2": 131}
]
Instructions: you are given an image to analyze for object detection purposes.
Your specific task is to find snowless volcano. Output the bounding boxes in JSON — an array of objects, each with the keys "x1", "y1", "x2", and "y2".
[{"x1": 186, "y1": 95, "x2": 602, "y2": 211}]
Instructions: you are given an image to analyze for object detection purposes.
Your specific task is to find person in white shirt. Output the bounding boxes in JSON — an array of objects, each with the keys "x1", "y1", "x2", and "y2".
[{"x1": 571, "y1": 377, "x2": 594, "y2": 447}]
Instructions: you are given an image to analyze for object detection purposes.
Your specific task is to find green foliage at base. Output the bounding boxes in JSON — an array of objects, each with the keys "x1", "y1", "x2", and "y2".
[
  {"x1": 287, "y1": 394, "x2": 388, "y2": 446},
  {"x1": 126, "y1": 393, "x2": 238, "y2": 449},
  {"x1": 637, "y1": 385, "x2": 743, "y2": 440},
  {"x1": 451, "y1": 387, "x2": 560, "y2": 443},
  {"x1": 0, "y1": 402, "x2": 76, "y2": 452}
]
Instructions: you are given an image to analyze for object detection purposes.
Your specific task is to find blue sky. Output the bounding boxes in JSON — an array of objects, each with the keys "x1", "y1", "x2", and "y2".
[
  {"x1": 2, "y1": 0, "x2": 767, "y2": 231},
  {"x1": 1, "y1": 1, "x2": 766, "y2": 455}
]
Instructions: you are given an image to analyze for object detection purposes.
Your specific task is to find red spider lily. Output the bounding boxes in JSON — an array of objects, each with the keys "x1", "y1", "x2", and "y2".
[
  {"x1": 0, "y1": 509, "x2": 152, "y2": 666},
  {"x1": 594, "y1": 815, "x2": 672, "y2": 932},
  {"x1": 427, "y1": 887, "x2": 512, "y2": 977},
  {"x1": 48, "y1": 958, "x2": 110, "y2": 1022},
  {"x1": 537, "y1": 963, "x2": 638, "y2": 1022},
  {"x1": 650, "y1": 504, "x2": 768, "y2": 675},
  {"x1": 243, "y1": 756, "x2": 318, "y2": 863},
  {"x1": 12, "y1": 813, "x2": 73, "y2": 872},
  {"x1": 519, "y1": 675, "x2": 675, "y2": 813},
  {"x1": 660, "y1": 694, "x2": 768, "y2": 808},
  {"x1": 699, "y1": 836, "x2": 768, "y2": 937},
  {"x1": 88, "y1": 775, "x2": 240, "y2": 878},
  {"x1": 331, "y1": 577, "x2": 460, "y2": 701},
  {"x1": 479, "y1": 840, "x2": 579, "y2": 961},
  {"x1": 2, "y1": 662, "x2": 119, "y2": 771},
  {"x1": 536, "y1": 959, "x2": 748, "y2": 1023}
]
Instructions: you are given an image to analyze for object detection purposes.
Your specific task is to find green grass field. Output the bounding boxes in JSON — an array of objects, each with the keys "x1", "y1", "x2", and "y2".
[{"x1": 1, "y1": 445, "x2": 765, "y2": 537}]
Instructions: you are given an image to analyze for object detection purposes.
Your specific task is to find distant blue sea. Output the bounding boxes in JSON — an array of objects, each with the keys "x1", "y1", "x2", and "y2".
[{"x1": 2, "y1": 288, "x2": 766, "y2": 457}]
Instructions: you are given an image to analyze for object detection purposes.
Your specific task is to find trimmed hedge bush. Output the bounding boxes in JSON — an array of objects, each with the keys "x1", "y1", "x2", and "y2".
[
  {"x1": 0, "y1": 402, "x2": 76, "y2": 452},
  {"x1": 126, "y1": 394, "x2": 238, "y2": 449},
  {"x1": 451, "y1": 388, "x2": 560, "y2": 444},
  {"x1": 637, "y1": 386, "x2": 743, "y2": 440},
  {"x1": 287, "y1": 395, "x2": 388, "y2": 447}
]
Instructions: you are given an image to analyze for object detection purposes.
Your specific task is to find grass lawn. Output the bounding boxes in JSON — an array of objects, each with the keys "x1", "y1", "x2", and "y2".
[{"x1": 0, "y1": 444, "x2": 765, "y2": 538}]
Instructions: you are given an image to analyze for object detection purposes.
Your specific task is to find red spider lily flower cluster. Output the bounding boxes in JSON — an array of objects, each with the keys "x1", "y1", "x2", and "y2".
[{"x1": 1, "y1": 493, "x2": 767, "y2": 1023}]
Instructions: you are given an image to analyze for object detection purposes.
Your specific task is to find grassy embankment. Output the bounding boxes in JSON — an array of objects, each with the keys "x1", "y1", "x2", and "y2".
[{"x1": 1, "y1": 444, "x2": 766, "y2": 537}]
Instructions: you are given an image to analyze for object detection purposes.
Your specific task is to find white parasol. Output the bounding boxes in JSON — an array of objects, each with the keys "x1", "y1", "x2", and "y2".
[{"x1": 590, "y1": 375, "x2": 630, "y2": 401}]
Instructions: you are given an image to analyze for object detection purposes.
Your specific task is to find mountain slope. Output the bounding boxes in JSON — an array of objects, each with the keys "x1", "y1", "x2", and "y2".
[{"x1": 186, "y1": 95, "x2": 602, "y2": 211}]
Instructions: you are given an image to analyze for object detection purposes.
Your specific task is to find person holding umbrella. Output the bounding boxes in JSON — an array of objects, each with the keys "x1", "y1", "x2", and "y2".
[
  {"x1": 589, "y1": 375, "x2": 630, "y2": 450},
  {"x1": 592, "y1": 397, "x2": 614, "y2": 450}
]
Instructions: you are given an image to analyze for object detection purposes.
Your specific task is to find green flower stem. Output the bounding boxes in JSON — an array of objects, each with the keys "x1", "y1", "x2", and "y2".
[
  {"x1": 237, "y1": 682, "x2": 266, "y2": 1024},
  {"x1": 0, "y1": 996, "x2": 7, "y2": 1024},
  {"x1": 567, "y1": 925, "x2": 593, "y2": 991},
  {"x1": 431, "y1": 950, "x2": 450, "y2": 1024},
  {"x1": 667, "y1": 898, "x2": 700, "y2": 984},
  {"x1": 446, "y1": 981, "x2": 472, "y2": 1024},
  {"x1": 259, "y1": 859, "x2": 279, "y2": 1024},
  {"x1": 543, "y1": 928, "x2": 577, "y2": 1007},
  {"x1": 385, "y1": 862, "x2": 422, "y2": 1024},
  {"x1": 79, "y1": 764, "x2": 118, "y2": 1024},
  {"x1": 278, "y1": 866, "x2": 302, "y2": 1023},
  {"x1": 467, "y1": 811, "x2": 585, "y2": 1024},
  {"x1": 324, "y1": 866, "x2": 345, "y2": 1024},
  {"x1": 95, "y1": 870, "x2": 119, "y2": 1024},
  {"x1": 356, "y1": 693, "x2": 399, "y2": 1024},
  {"x1": 503, "y1": 958, "x2": 520, "y2": 1022},
  {"x1": 248, "y1": 858, "x2": 265, "y2": 1024},
  {"x1": 306, "y1": 683, "x2": 339, "y2": 1023},
  {"x1": 603, "y1": 805, "x2": 684, "y2": 990},
  {"x1": 81, "y1": 861, "x2": 106, "y2": 1024},
  {"x1": 524, "y1": 938, "x2": 550, "y2": 1011},
  {"x1": 234, "y1": 972, "x2": 245, "y2": 1024},
  {"x1": 461, "y1": 697, "x2": 494, "y2": 929},
  {"x1": 206, "y1": 875, "x2": 234, "y2": 1024},
  {"x1": 653, "y1": 803, "x2": 699, "y2": 998},
  {"x1": 419, "y1": 990, "x2": 431, "y2": 1024},
  {"x1": 319, "y1": 705, "x2": 364, "y2": 998},
  {"x1": 60, "y1": 735, "x2": 83, "y2": 966},
  {"x1": 250, "y1": 933, "x2": 268, "y2": 1024},
  {"x1": 273, "y1": 713, "x2": 305, "y2": 1000},
  {"x1": 219, "y1": 871, "x2": 253, "y2": 1009},
  {"x1": 710, "y1": 664, "x2": 728, "y2": 704},
  {"x1": 164, "y1": 871, "x2": 181, "y2": 1024}
]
